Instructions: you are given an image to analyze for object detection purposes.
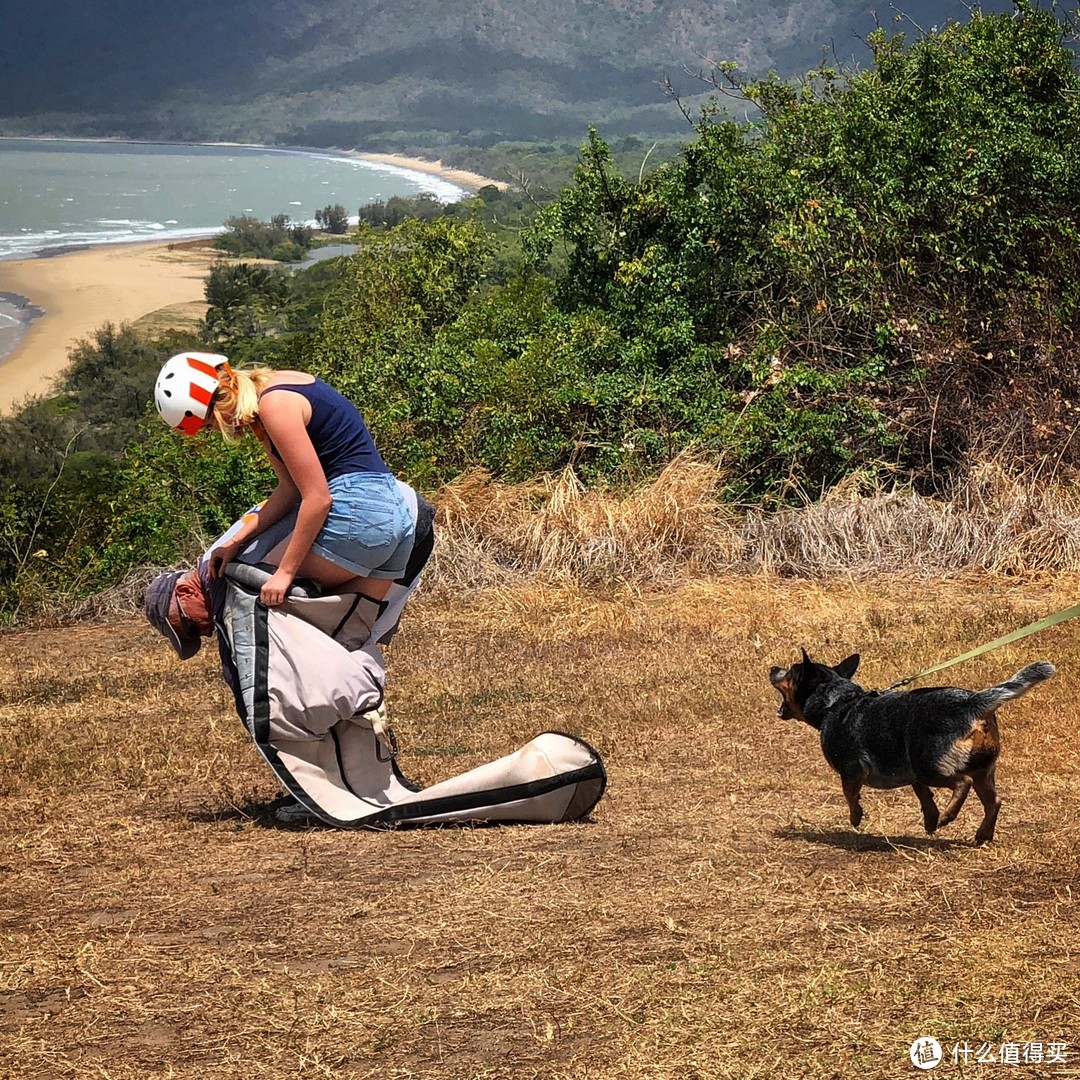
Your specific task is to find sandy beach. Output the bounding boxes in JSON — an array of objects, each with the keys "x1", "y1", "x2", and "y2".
[
  {"x1": 0, "y1": 239, "x2": 221, "y2": 413},
  {"x1": 346, "y1": 151, "x2": 508, "y2": 192},
  {"x1": 0, "y1": 150, "x2": 505, "y2": 415}
]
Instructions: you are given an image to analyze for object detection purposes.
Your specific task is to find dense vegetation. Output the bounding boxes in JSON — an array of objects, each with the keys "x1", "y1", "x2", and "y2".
[
  {"x1": 214, "y1": 214, "x2": 316, "y2": 262},
  {"x1": 2, "y1": 4, "x2": 1078, "y2": 619}
]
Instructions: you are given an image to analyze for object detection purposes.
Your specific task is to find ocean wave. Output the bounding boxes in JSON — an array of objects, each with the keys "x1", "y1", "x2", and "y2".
[
  {"x1": 278, "y1": 147, "x2": 467, "y2": 202},
  {"x1": 0, "y1": 224, "x2": 222, "y2": 261},
  {"x1": 347, "y1": 160, "x2": 465, "y2": 203}
]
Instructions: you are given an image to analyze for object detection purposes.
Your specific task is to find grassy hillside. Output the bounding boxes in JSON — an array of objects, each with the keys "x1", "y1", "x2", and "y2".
[
  {"x1": 0, "y1": 0, "x2": 1019, "y2": 145},
  {"x1": 2, "y1": 572, "x2": 1077, "y2": 1077}
]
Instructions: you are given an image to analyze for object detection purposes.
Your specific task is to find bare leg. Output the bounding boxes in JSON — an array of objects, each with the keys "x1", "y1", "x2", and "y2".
[
  {"x1": 295, "y1": 551, "x2": 393, "y2": 600},
  {"x1": 328, "y1": 574, "x2": 392, "y2": 601},
  {"x1": 255, "y1": 538, "x2": 393, "y2": 600}
]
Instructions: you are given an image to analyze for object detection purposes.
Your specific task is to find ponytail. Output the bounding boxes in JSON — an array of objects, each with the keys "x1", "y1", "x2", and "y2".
[{"x1": 213, "y1": 363, "x2": 276, "y2": 441}]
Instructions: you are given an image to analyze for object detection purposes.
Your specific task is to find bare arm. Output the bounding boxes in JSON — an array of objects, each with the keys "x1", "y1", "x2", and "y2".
[
  {"x1": 206, "y1": 441, "x2": 302, "y2": 580},
  {"x1": 255, "y1": 390, "x2": 333, "y2": 602}
]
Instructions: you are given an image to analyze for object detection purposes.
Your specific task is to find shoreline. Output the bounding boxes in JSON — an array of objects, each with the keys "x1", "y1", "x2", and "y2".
[
  {"x1": 342, "y1": 150, "x2": 507, "y2": 192},
  {"x1": 0, "y1": 142, "x2": 507, "y2": 414},
  {"x1": 1, "y1": 134, "x2": 506, "y2": 195},
  {"x1": 0, "y1": 238, "x2": 222, "y2": 414}
]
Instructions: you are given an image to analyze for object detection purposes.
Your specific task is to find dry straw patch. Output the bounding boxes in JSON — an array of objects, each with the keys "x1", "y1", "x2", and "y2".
[
  {"x1": 430, "y1": 457, "x2": 1080, "y2": 587},
  {"x1": 745, "y1": 462, "x2": 1080, "y2": 578},
  {"x1": 429, "y1": 455, "x2": 741, "y2": 588},
  {"x1": 2, "y1": 571, "x2": 1079, "y2": 1079}
]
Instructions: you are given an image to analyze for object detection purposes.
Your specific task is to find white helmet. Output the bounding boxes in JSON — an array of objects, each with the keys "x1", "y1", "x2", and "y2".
[{"x1": 155, "y1": 352, "x2": 229, "y2": 435}]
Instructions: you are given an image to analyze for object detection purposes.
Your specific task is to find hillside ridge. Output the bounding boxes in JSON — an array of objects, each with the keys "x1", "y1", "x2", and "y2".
[{"x1": 0, "y1": 0, "x2": 1017, "y2": 144}]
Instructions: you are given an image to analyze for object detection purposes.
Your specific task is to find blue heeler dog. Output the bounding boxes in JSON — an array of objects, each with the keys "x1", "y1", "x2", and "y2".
[{"x1": 769, "y1": 650, "x2": 1055, "y2": 844}]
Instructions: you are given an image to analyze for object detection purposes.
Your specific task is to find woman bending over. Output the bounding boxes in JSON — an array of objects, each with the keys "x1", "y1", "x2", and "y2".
[{"x1": 154, "y1": 351, "x2": 414, "y2": 608}]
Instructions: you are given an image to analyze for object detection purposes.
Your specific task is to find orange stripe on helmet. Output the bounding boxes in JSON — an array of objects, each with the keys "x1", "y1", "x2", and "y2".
[
  {"x1": 177, "y1": 413, "x2": 205, "y2": 436},
  {"x1": 187, "y1": 355, "x2": 220, "y2": 379},
  {"x1": 189, "y1": 382, "x2": 214, "y2": 407}
]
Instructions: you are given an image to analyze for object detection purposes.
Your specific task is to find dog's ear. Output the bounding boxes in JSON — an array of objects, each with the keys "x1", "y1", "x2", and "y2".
[
  {"x1": 834, "y1": 654, "x2": 860, "y2": 679},
  {"x1": 800, "y1": 647, "x2": 812, "y2": 666}
]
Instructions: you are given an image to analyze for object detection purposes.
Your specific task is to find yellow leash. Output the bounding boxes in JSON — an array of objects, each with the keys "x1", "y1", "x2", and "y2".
[{"x1": 883, "y1": 602, "x2": 1080, "y2": 692}]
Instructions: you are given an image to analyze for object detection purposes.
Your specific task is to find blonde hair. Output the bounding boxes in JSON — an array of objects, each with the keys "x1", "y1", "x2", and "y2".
[{"x1": 213, "y1": 364, "x2": 276, "y2": 441}]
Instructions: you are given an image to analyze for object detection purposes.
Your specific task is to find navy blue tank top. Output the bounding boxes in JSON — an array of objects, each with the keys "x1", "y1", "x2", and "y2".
[{"x1": 260, "y1": 379, "x2": 390, "y2": 479}]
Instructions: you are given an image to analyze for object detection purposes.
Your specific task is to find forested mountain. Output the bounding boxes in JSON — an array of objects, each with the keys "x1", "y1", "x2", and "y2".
[{"x1": 0, "y1": 0, "x2": 1017, "y2": 146}]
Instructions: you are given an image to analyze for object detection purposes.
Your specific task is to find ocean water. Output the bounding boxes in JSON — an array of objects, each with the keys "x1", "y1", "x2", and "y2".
[{"x1": 0, "y1": 138, "x2": 466, "y2": 260}]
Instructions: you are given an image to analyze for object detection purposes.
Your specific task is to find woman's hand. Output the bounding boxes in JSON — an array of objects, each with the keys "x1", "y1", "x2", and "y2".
[
  {"x1": 207, "y1": 538, "x2": 242, "y2": 580},
  {"x1": 259, "y1": 568, "x2": 295, "y2": 607}
]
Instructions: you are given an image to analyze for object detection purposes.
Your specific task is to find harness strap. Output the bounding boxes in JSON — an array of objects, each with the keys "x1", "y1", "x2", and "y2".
[
  {"x1": 882, "y1": 602, "x2": 1080, "y2": 691},
  {"x1": 360, "y1": 700, "x2": 398, "y2": 758}
]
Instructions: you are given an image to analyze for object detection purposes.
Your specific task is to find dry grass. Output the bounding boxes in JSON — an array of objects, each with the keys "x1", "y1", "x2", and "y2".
[
  {"x1": 2, "y1": 574, "x2": 1079, "y2": 1078},
  {"x1": 429, "y1": 458, "x2": 1080, "y2": 587},
  {"x1": 429, "y1": 456, "x2": 741, "y2": 588},
  {"x1": 131, "y1": 300, "x2": 208, "y2": 337},
  {"x1": 745, "y1": 463, "x2": 1080, "y2": 578},
  {"x1": 23, "y1": 457, "x2": 1080, "y2": 627}
]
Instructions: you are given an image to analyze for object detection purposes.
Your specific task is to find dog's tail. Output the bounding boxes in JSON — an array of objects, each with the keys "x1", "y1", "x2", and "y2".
[{"x1": 973, "y1": 661, "x2": 1056, "y2": 712}]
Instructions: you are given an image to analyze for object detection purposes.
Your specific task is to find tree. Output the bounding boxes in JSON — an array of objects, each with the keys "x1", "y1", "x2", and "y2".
[
  {"x1": 203, "y1": 261, "x2": 293, "y2": 349},
  {"x1": 316, "y1": 204, "x2": 350, "y2": 234},
  {"x1": 214, "y1": 214, "x2": 313, "y2": 260},
  {"x1": 357, "y1": 192, "x2": 444, "y2": 228},
  {"x1": 59, "y1": 323, "x2": 169, "y2": 450}
]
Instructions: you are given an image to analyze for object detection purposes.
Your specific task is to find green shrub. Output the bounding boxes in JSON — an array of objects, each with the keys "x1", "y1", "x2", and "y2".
[{"x1": 523, "y1": 3, "x2": 1080, "y2": 493}]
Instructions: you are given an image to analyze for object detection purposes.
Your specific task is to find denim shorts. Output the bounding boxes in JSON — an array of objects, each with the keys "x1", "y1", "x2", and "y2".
[{"x1": 311, "y1": 472, "x2": 415, "y2": 579}]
